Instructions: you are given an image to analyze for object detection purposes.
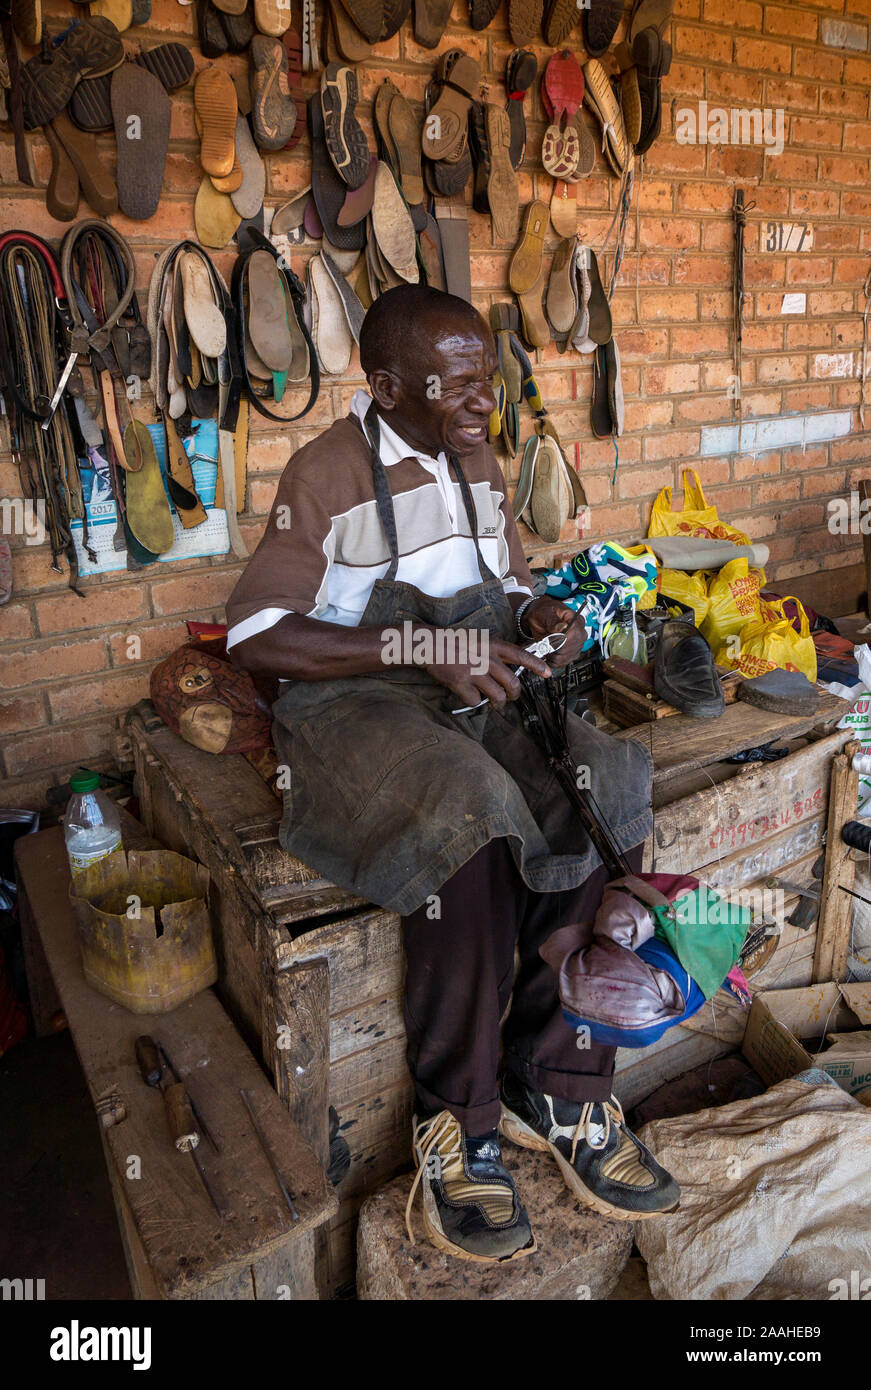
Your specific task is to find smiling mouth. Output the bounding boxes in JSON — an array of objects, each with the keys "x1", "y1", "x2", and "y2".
[{"x1": 458, "y1": 424, "x2": 488, "y2": 440}]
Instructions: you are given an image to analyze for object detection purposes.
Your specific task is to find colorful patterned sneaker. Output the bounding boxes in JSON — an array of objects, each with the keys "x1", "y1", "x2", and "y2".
[
  {"x1": 500, "y1": 1074, "x2": 680, "y2": 1220},
  {"x1": 405, "y1": 1109, "x2": 537, "y2": 1263}
]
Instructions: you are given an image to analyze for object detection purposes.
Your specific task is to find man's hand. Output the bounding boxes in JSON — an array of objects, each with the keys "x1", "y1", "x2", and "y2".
[
  {"x1": 520, "y1": 597, "x2": 586, "y2": 668},
  {"x1": 426, "y1": 636, "x2": 552, "y2": 710}
]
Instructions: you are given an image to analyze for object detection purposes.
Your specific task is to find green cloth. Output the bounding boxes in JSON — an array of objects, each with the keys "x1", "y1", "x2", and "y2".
[{"x1": 652, "y1": 888, "x2": 750, "y2": 1000}]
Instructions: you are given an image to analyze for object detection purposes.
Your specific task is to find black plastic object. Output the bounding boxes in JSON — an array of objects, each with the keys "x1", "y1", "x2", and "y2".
[{"x1": 842, "y1": 820, "x2": 871, "y2": 854}]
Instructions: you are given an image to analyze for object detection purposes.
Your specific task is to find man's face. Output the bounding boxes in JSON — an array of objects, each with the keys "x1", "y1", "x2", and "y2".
[{"x1": 376, "y1": 323, "x2": 499, "y2": 459}]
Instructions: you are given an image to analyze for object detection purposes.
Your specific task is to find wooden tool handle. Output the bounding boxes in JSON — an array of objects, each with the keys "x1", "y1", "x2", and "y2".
[
  {"x1": 163, "y1": 1081, "x2": 200, "y2": 1152},
  {"x1": 134, "y1": 1034, "x2": 162, "y2": 1088}
]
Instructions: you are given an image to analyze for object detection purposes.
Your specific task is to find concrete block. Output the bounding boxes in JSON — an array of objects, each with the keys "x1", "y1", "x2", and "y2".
[{"x1": 357, "y1": 1144, "x2": 634, "y2": 1301}]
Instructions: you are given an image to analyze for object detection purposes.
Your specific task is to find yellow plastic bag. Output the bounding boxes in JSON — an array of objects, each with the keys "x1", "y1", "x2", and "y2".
[
  {"x1": 648, "y1": 469, "x2": 751, "y2": 546},
  {"x1": 658, "y1": 568, "x2": 710, "y2": 626},
  {"x1": 718, "y1": 595, "x2": 817, "y2": 682},
  {"x1": 701, "y1": 558, "x2": 763, "y2": 650}
]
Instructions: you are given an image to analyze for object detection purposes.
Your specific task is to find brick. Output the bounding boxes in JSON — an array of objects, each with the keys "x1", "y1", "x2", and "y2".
[
  {"x1": 49, "y1": 670, "x2": 151, "y2": 723},
  {"x1": 766, "y1": 6, "x2": 819, "y2": 40},
  {"x1": 820, "y1": 154, "x2": 870, "y2": 185},
  {"x1": 733, "y1": 37, "x2": 794, "y2": 74},
  {"x1": 148, "y1": 568, "x2": 241, "y2": 618},
  {"x1": 642, "y1": 430, "x2": 702, "y2": 462},
  {"x1": 763, "y1": 79, "x2": 820, "y2": 113},
  {"x1": 673, "y1": 254, "x2": 731, "y2": 286},
  {"x1": 4, "y1": 722, "x2": 118, "y2": 778},
  {"x1": 0, "y1": 637, "x2": 107, "y2": 691},
  {"x1": 703, "y1": 0, "x2": 762, "y2": 26},
  {"x1": 0, "y1": 692, "x2": 47, "y2": 735},
  {"x1": 0, "y1": 603, "x2": 34, "y2": 642},
  {"x1": 790, "y1": 117, "x2": 845, "y2": 148},
  {"x1": 617, "y1": 464, "x2": 676, "y2": 499},
  {"x1": 638, "y1": 289, "x2": 699, "y2": 322},
  {"x1": 669, "y1": 325, "x2": 732, "y2": 354},
  {"x1": 785, "y1": 256, "x2": 834, "y2": 286},
  {"x1": 644, "y1": 363, "x2": 702, "y2": 395},
  {"x1": 820, "y1": 17, "x2": 869, "y2": 50},
  {"x1": 785, "y1": 321, "x2": 833, "y2": 349},
  {"x1": 817, "y1": 84, "x2": 869, "y2": 118},
  {"x1": 107, "y1": 620, "x2": 189, "y2": 667},
  {"x1": 675, "y1": 25, "x2": 733, "y2": 62},
  {"x1": 35, "y1": 586, "x2": 147, "y2": 637},
  {"x1": 844, "y1": 55, "x2": 871, "y2": 86},
  {"x1": 793, "y1": 48, "x2": 844, "y2": 82}
]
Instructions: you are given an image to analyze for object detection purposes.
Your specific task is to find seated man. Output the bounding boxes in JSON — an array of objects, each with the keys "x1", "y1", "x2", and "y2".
[{"x1": 227, "y1": 284, "x2": 678, "y2": 1264}]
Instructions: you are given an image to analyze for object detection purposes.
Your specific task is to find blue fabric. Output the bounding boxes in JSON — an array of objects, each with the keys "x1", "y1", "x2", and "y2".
[{"x1": 560, "y1": 936, "x2": 709, "y2": 1049}]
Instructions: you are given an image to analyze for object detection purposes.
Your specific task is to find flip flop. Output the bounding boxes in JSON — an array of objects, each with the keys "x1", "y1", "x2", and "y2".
[
  {"x1": 195, "y1": 173, "x2": 242, "y2": 247},
  {"x1": 327, "y1": 0, "x2": 370, "y2": 61},
  {"x1": 320, "y1": 249, "x2": 365, "y2": 343},
  {"x1": 309, "y1": 254, "x2": 353, "y2": 375},
  {"x1": 387, "y1": 87, "x2": 423, "y2": 205},
  {"x1": 247, "y1": 249, "x2": 295, "y2": 370},
  {"x1": 197, "y1": 0, "x2": 229, "y2": 58},
  {"x1": 530, "y1": 433, "x2": 569, "y2": 544},
  {"x1": 281, "y1": 26, "x2": 305, "y2": 149},
  {"x1": 421, "y1": 51, "x2": 479, "y2": 162},
  {"x1": 220, "y1": 3, "x2": 256, "y2": 49},
  {"x1": 543, "y1": 0, "x2": 575, "y2": 45},
  {"x1": 515, "y1": 284, "x2": 549, "y2": 350},
  {"x1": 230, "y1": 114, "x2": 265, "y2": 218},
  {"x1": 112, "y1": 63, "x2": 170, "y2": 220},
  {"x1": 505, "y1": 48, "x2": 536, "y2": 171},
  {"x1": 272, "y1": 184, "x2": 311, "y2": 232},
  {"x1": 508, "y1": 199, "x2": 548, "y2": 294},
  {"x1": 124, "y1": 420, "x2": 174, "y2": 554},
  {"x1": 591, "y1": 344, "x2": 613, "y2": 438},
  {"x1": 195, "y1": 65, "x2": 238, "y2": 177},
  {"x1": 546, "y1": 237, "x2": 578, "y2": 336},
  {"x1": 371, "y1": 160, "x2": 418, "y2": 281},
  {"x1": 50, "y1": 109, "x2": 117, "y2": 215},
  {"x1": 73, "y1": 43, "x2": 191, "y2": 133},
  {"x1": 508, "y1": 0, "x2": 542, "y2": 46},
  {"x1": 45, "y1": 122, "x2": 80, "y2": 221},
  {"x1": 485, "y1": 103, "x2": 519, "y2": 242},
  {"x1": 413, "y1": 0, "x2": 451, "y2": 47},
  {"x1": 250, "y1": 34, "x2": 297, "y2": 151},
  {"x1": 585, "y1": 246, "x2": 612, "y2": 344},
  {"x1": 308, "y1": 93, "x2": 365, "y2": 249},
  {"x1": 550, "y1": 179, "x2": 577, "y2": 238},
  {"x1": 337, "y1": 154, "x2": 377, "y2": 224},
  {"x1": 584, "y1": 0, "x2": 623, "y2": 57},
  {"x1": 180, "y1": 251, "x2": 227, "y2": 357},
  {"x1": 252, "y1": 0, "x2": 291, "y2": 36},
  {"x1": 337, "y1": 0, "x2": 382, "y2": 44},
  {"x1": 320, "y1": 63, "x2": 370, "y2": 189}
]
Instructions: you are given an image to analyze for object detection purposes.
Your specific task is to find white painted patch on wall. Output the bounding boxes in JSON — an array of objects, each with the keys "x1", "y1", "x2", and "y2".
[
  {"x1": 781, "y1": 293, "x2": 807, "y2": 315},
  {"x1": 700, "y1": 410, "x2": 854, "y2": 457},
  {"x1": 813, "y1": 352, "x2": 855, "y2": 379}
]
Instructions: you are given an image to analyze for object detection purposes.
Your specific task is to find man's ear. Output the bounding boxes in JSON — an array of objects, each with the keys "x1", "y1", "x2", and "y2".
[{"x1": 368, "y1": 369, "x2": 399, "y2": 413}]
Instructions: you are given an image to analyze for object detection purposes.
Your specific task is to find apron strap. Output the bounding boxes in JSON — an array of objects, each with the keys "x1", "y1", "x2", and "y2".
[{"x1": 363, "y1": 401, "x2": 499, "y2": 586}]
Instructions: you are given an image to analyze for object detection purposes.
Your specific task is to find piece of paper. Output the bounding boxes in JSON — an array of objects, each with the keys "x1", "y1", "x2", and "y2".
[{"x1": 781, "y1": 293, "x2": 807, "y2": 315}]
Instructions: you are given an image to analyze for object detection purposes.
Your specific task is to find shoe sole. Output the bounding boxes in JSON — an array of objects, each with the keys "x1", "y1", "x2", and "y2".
[
  {"x1": 412, "y1": 1137, "x2": 539, "y2": 1265},
  {"x1": 500, "y1": 1107, "x2": 680, "y2": 1222}
]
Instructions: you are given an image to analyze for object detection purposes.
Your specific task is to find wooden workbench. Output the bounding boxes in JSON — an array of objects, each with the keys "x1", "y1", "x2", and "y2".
[
  {"x1": 129, "y1": 688, "x2": 851, "y2": 1295},
  {"x1": 15, "y1": 820, "x2": 336, "y2": 1300}
]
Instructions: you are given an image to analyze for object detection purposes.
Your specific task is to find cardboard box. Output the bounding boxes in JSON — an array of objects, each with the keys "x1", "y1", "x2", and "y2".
[{"x1": 742, "y1": 983, "x2": 871, "y2": 1098}]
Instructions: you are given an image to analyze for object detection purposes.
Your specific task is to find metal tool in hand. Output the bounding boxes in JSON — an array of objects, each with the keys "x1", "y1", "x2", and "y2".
[{"x1": 451, "y1": 631, "x2": 568, "y2": 715}]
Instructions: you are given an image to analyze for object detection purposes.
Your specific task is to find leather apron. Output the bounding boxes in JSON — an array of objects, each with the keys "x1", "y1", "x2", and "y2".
[{"x1": 272, "y1": 407, "x2": 653, "y2": 915}]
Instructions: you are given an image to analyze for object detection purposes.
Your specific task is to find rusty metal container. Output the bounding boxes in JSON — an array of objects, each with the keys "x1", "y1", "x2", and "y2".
[{"x1": 69, "y1": 848, "x2": 217, "y2": 1013}]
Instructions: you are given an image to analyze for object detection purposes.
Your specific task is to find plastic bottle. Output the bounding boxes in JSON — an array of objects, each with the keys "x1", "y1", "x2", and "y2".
[
  {"x1": 608, "y1": 600, "x2": 645, "y2": 663},
  {"x1": 64, "y1": 772, "x2": 122, "y2": 878}
]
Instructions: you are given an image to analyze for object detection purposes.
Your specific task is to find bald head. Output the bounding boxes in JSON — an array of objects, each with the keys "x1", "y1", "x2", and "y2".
[{"x1": 359, "y1": 284, "x2": 490, "y2": 380}]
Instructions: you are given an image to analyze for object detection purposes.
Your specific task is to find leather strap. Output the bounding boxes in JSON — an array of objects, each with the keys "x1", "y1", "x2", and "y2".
[
  {"x1": 0, "y1": 11, "x2": 33, "y2": 186},
  {"x1": 231, "y1": 228, "x2": 320, "y2": 424}
]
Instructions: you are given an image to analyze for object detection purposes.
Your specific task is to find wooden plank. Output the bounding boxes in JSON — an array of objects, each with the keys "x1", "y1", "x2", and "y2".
[
  {"x1": 859, "y1": 481, "x2": 871, "y2": 621},
  {"x1": 783, "y1": 561, "x2": 864, "y2": 621},
  {"x1": 282, "y1": 909, "x2": 403, "y2": 1017},
  {"x1": 701, "y1": 815, "x2": 826, "y2": 894},
  {"x1": 617, "y1": 690, "x2": 849, "y2": 782},
  {"x1": 329, "y1": 1033, "x2": 409, "y2": 1112},
  {"x1": 813, "y1": 745, "x2": 859, "y2": 982},
  {"x1": 267, "y1": 960, "x2": 331, "y2": 1167},
  {"x1": 15, "y1": 824, "x2": 336, "y2": 1301},
  {"x1": 329, "y1": 992, "x2": 405, "y2": 1065},
  {"x1": 613, "y1": 1028, "x2": 733, "y2": 1108},
  {"x1": 642, "y1": 728, "x2": 849, "y2": 874}
]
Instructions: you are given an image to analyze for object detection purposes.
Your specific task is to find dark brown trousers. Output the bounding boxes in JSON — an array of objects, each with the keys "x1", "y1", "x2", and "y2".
[{"x1": 402, "y1": 837, "x2": 644, "y2": 1134}]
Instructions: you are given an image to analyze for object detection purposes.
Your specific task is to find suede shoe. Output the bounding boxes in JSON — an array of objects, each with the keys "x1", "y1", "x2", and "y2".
[
  {"x1": 405, "y1": 1109, "x2": 536, "y2": 1262},
  {"x1": 653, "y1": 617, "x2": 725, "y2": 718},
  {"x1": 500, "y1": 1073, "x2": 680, "y2": 1220}
]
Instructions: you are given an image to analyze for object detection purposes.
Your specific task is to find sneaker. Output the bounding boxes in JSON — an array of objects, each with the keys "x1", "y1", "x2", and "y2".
[
  {"x1": 405, "y1": 1110, "x2": 536, "y2": 1263},
  {"x1": 500, "y1": 1073, "x2": 680, "y2": 1220}
]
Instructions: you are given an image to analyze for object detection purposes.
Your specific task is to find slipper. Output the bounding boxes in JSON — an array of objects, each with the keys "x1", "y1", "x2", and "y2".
[
  {"x1": 508, "y1": 198, "x2": 548, "y2": 294},
  {"x1": 124, "y1": 420, "x2": 174, "y2": 554},
  {"x1": 327, "y1": 0, "x2": 370, "y2": 61},
  {"x1": 485, "y1": 103, "x2": 519, "y2": 242},
  {"x1": 320, "y1": 249, "x2": 365, "y2": 343},
  {"x1": 220, "y1": 3, "x2": 255, "y2": 49},
  {"x1": 50, "y1": 109, "x2": 117, "y2": 215},
  {"x1": 569, "y1": 240, "x2": 590, "y2": 347},
  {"x1": 272, "y1": 185, "x2": 311, "y2": 232},
  {"x1": 195, "y1": 65, "x2": 238, "y2": 177},
  {"x1": 584, "y1": 0, "x2": 623, "y2": 57},
  {"x1": 337, "y1": 0, "x2": 382, "y2": 43},
  {"x1": 380, "y1": 0, "x2": 411, "y2": 38},
  {"x1": 197, "y1": 0, "x2": 229, "y2": 58},
  {"x1": 195, "y1": 173, "x2": 242, "y2": 247},
  {"x1": 468, "y1": 99, "x2": 490, "y2": 214},
  {"x1": 71, "y1": 41, "x2": 192, "y2": 131},
  {"x1": 584, "y1": 56, "x2": 631, "y2": 176},
  {"x1": 247, "y1": 248, "x2": 295, "y2": 370},
  {"x1": 543, "y1": 0, "x2": 575, "y2": 46},
  {"x1": 418, "y1": 211, "x2": 445, "y2": 289},
  {"x1": 434, "y1": 196, "x2": 471, "y2": 301},
  {"x1": 371, "y1": 160, "x2": 418, "y2": 281},
  {"x1": 635, "y1": 27, "x2": 671, "y2": 155},
  {"x1": 515, "y1": 284, "x2": 549, "y2": 350},
  {"x1": 112, "y1": 64, "x2": 169, "y2": 220},
  {"x1": 469, "y1": 0, "x2": 500, "y2": 26},
  {"x1": 550, "y1": 179, "x2": 577, "y2": 238},
  {"x1": 89, "y1": 0, "x2": 133, "y2": 33},
  {"x1": 281, "y1": 26, "x2": 305, "y2": 148},
  {"x1": 508, "y1": 0, "x2": 542, "y2": 46},
  {"x1": 505, "y1": 48, "x2": 536, "y2": 171},
  {"x1": 320, "y1": 62, "x2": 370, "y2": 189},
  {"x1": 606, "y1": 337, "x2": 624, "y2": 435},
  {"x1": 180, "y1": 251, "x2": 227, "y2": 358},
  {"x1": 252, "y1": 0, "x2": 291, "y2": 36},
  {"x1": 250, "y1": 34, "x2": 297, "y2": 151},
  {"x1": 309, "y1": 254, "x2": 353, "y2": 374},
  {"x1": 337, "y1": 154, "x2": 377, "y2": 224},
  {"x1": 163, "y1": 414, "x2": 207, "y2": 528},
  {"x1": 586, "y1": 246, "x2": 612, "y2": 344},
  {"x1": 530, "y1": 433, "x2": 569, "y2": 544},
  {"x1": 572, "y1": 111, "x2": 597, "y2": 177},
  {"x1": 11, "y1": 0, "x2": 41, "y2": 45},
  {"x1": 629, "y1": 0, "x2": 672, "y2": 42},
  {"x1": 45, "y1": 122, "x2": 80, "y2": 221},
  {"x1": 374, "y1": 77, "x2": 401, "y2": 172},
  {"x1": 387, "y1": 87, "x2": 423, "y2": 205},
  {"x1": 546, "y1": 236, "x2": 578, "y2": 336},
  {"x1": 308, "y1": 93, "x2": 366, "y2": 250},
  {"x1": 591, "y1": 345, "x2": 613, "y2": 438},
  {"x1": 413, "y1": 0, "x2": 451, "y2": 47},
  {"x1": 421, "y1": 51, "x2": 479, "y2": 161},
  {"x1": 226, "y1": 116, "x2": 263, "y2": 217}
]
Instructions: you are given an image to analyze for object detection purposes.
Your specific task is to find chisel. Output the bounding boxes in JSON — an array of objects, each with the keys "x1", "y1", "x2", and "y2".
[{"x1": 134, "y1": 1035, "x2": 227, "y2": 1219}]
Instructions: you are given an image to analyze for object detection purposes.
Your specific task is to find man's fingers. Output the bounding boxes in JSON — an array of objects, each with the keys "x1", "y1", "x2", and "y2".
[
  {"x1": 494, "y1": 641, "x2": 551, "y2": 677},
  {"x1": 474, "y1": 673, "x2": 512, "y2": 707}
]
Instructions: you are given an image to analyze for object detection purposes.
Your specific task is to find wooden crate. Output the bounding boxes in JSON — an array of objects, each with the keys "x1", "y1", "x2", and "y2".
[{"x1": 130, "y1": 689, "x2": 851, "y2": 1295}]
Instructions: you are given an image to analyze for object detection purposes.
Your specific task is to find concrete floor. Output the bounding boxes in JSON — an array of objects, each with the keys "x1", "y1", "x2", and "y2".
[{"x1": 0, "y1": 1030, "x2": 131, "y2": 1299}]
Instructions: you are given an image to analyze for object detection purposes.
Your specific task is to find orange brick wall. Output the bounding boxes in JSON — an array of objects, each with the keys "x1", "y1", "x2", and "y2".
[{"x1": 2, "y1": 0, "x2": 871, "y2": 808}]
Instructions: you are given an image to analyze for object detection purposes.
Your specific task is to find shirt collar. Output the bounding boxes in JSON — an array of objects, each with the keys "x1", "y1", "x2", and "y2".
[{"x1": 349, "y1": 389, "x2": 447, "y2": 470}]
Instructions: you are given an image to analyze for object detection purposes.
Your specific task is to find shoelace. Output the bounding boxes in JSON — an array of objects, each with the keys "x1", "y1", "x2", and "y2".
[
  {"x1": 404, "y1": 1111, "x2": 462, "y2": 1244},
  {"x1": 570, "y1": 1096, "x2": 626, "y2": 1165}
]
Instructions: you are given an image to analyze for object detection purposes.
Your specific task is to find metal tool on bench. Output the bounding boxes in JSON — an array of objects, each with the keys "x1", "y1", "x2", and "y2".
[
  {"x1": 239, "y1": 1088, "x2": 298, "y2": 1221},
  {"x1": 451, "y1": 631, "x2": 568, "y2": 715},
  {"x1": 134, "y1": 1035, "x2": 228, "y2": 1219},
  {"x1": 160, "y1": 1043, "x2": 220, "y2": 1154}
]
